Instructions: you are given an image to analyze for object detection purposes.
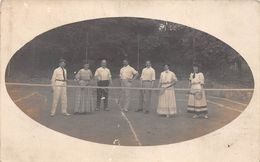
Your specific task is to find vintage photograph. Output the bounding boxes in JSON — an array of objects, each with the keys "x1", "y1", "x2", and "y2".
[{"x1": 5, "y1": 17, "x2": 254, "y2": 146}]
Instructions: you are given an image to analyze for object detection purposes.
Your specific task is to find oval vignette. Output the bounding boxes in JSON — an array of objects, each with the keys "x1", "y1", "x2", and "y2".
[{"x1": 5, "y1": 17, "x2": 254, "y2": 146}]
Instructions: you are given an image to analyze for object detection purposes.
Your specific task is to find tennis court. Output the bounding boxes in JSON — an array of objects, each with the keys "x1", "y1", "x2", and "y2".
[{"x1": 5, "y1": 81, "x2": 253, "y2": 146}]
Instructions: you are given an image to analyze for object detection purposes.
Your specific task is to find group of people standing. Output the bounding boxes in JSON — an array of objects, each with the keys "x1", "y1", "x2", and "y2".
[{"x1": 50, "y1": 58, "x2": 208, "y2": 119}]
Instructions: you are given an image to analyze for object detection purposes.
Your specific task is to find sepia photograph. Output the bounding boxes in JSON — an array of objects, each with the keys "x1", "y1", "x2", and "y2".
[
  {"x1": 1, "y1": 0, "x2": 259, "y2": 162},
  {"x1": 5, "y1": 17, "x2": 254, "y2": 146}
]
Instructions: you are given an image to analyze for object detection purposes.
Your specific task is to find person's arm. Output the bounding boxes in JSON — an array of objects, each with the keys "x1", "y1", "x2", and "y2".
[
  {"x1": 51, "y1": 69, "x2": 56, "y2": 91},
  {"x1": 199, "y1": 73, "x2": 205, "y2": 87},
  {"x1": 188, "y1": 73, "x2": 192, "y2": 88},
  {"x1": 172, "y1": 72, "x2": 177, "y2": 85},
  {"x1": 75, "y1": 70, "x2": 80, "y2": 81},
  {"x1": 140, "y1": 69, "x2": 144, "y2": 87},
  {"x1": 94, "y1": 69, "x2": 99, "y2": 80},
  {"x1": 119, "y1": 68, "x2": 122, "y2": 85},
  {"x1": 88, "y1": 70, "x2": 93, "y2": 85},
  {"x1": 131, "y1": 68, "x2": 139, "y2": 81},
  {"x1": 158, "y1": 73, "x2": 162, "y2": 88},
  {"x1": 108, "y1": 69, "x2": 112, "y2": 85},
  {"x1": 151, "y1": 69, "x2": 155, "y2": 87},
  {"x1": 166, "y1": 73, "x2": 177, "y2": 88}
]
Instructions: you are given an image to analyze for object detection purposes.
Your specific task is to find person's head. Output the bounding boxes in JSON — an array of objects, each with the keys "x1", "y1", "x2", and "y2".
[
  {"x1": 82, "y1": 60, "x2": 89, "y2": 69},
  {"x1": 123, "y1": 59, "x2": 129, "y2": 66},
  {"x1": 59, "y1": 58, "x2": 66, "y2": 68},
  {"x1": 193, "y1": 65, "x2": 199, "y2": 73},
  {"x1": 164, "y1": 64, "x2": 169, "y2": 71},
  {"x1": 145, "y1": 60, "x2": 151, "y2": 68},
  {"x1": 83, "y1": 63, "x2": 89, "y2": 70},
  {"x1": 101, "y1": 59, "x2": 107, "y2": 68}
]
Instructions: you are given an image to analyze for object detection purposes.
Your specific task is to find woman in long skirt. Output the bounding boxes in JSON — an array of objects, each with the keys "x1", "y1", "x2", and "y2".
[
  {"x1": 187, "y1": 63, "x2": 208, "y2": 119},
  {"x1": 157, "y1": 64, "x2": 178, "y2": 118},
  {"x1": 74, "y1": 62, "x2": 94, "y2": 114}
]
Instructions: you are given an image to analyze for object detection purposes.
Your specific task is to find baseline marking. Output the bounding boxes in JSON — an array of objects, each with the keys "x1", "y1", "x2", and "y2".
[
  {"x1": 207, "y1": 100, "x2": 242, "y2": 113},
  {"x1": 14, "y1": 92, "x2": 38, "y2": 103},
  {"x1": 208, "y1": 95, "x2": 247, "y2": 106}
]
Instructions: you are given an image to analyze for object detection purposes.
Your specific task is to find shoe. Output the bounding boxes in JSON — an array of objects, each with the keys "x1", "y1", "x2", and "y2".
[
  {"x1": 204, "y1": 115, "x2": 209, "y2": 119},
  {"x1": 193, "y1": 114, "x2": 199, "y2": 118},
  {"x1": 104, "y1": 108, "x2": 110, "y2": 111},
  {"x1": 124, "y1": 108, "x2": 128, "y2": 112},
  {"x1": 50, "y1": 113, "x2": 55, "y2": 117},
  {"x1": 63, "y1": 112, "x2": 71, "y2": 116},
  {"x1": 135, "y1": 109, "x2": 143, "y2": 112},
  {"x1": 101, "y1": 97, "x2": 106, "y2": 100}
]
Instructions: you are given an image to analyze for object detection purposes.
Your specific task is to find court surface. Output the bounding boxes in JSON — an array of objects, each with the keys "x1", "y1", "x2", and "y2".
[{"x1": 6, "y1": 84, "x2": 252, "y2": 146}]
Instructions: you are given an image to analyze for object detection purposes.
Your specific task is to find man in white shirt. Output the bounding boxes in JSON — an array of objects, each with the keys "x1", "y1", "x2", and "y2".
[
  {"x1": 94, "y1": 59, "x2": 112, "y2": 111},
  {"x1": 50, "y1": 58, "x2": 70, "y2": 116},
  {"x1": 119, "y1": 59, "x2": 139, "y2": 112},
  {"x1": 138, "y1": 60, "x2": 156, "y2": 113}
]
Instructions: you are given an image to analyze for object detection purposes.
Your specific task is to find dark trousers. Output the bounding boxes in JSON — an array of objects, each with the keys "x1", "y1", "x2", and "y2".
[{"x1": 97, "y1": 80, "x2": 109, "y2": 109}]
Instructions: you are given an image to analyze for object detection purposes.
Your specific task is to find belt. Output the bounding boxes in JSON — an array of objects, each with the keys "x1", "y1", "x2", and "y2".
[{"x1": 55, "y1": 79, "x2": 66, "y2": 82}]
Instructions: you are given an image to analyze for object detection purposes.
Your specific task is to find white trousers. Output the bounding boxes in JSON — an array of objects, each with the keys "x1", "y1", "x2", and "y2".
[
  {"x1": 51, "y1": 84, "x2": 68, "y2": 114},
  {"x1": 121, "y1": 80, "x2": 132, "y2": 109}
]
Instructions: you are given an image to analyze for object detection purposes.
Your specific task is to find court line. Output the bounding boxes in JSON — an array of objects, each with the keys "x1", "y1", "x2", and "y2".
[
  {"x1": 208, "y1": 95, "x2": 247, "y2": 106},
  {"x1": 14, "y1": 92, "x2": 38, "y2": 103},
  {"x1": 34, "y1": 92, "x2": 48, "y2": 103},
  {"x1": 113, "y1": 99, "x2": 142, "y2": 146},
  {"x1": 207, "y1": 100, "x2": 242, "y2": 113}
]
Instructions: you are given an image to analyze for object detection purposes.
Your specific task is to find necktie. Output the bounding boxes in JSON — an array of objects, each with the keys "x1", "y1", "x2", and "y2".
[{"x1": 62, "y1": 68, "x2": 66, "y2": 81}]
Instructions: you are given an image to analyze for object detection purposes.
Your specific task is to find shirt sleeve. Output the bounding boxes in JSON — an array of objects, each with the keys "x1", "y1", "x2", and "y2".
[
  {"x1": 132, "y1": 67, "x2": 138, "y2": 75},
  {"x1": 119, "y1": 68, "x2": 123, "y2": 79},
  {"x1": 94, "y1": 69, "x2": 99, "y2": 77},
  {"x1": 189, "y1": 73, "x2": 193, "y2": 81},
  {"x1": 108, "y1": 69, "x2": 112, "y2": 79},
  {"x1": 199, "y1": 73, "x2": 205, "y2": 84},
  {"x1": 172, "y1": 72, "x2": 178, "y2": 82},
  {"x1": 75, "y1": 70, "x2": 81, "y2": 80},
  {"x1": 159, "y1": 73, "x2": 163, "y2": 83},
  {"x1": 51, "y1": 69, "x2": 57, "y2": 86},
  {"x1": 140, "y1": 69, "x2": 144, "y2": 80},
  {"x1": 65, "y1": 69, "x2": 67, "y2": 80},
  {"x1": 152, "y1": 69, "x2": 156, "y2": 81}
]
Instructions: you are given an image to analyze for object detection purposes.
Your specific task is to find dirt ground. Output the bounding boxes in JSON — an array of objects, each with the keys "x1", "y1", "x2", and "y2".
[{"x1": 6, "y1": 84, "x2": 251, "y2": 146}]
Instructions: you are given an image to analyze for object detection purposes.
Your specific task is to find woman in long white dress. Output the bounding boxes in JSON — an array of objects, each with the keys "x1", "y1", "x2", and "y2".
[
  {"x1": 187, "y1": 64, "x2": 208, "y2": 119},
  {"x1": 74, "y1": 62, "x2": 94, "y2": 114},
  {"x1": 157, "y1": 64, "x2": 178, "y2": 118}
]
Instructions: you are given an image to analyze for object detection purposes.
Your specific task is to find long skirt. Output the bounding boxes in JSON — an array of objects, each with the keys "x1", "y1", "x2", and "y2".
[
  {"x1": 187, "y1": 86, "x2": 207, "y2": 114},
  {"x1": 74, "y1": 80, "x2": 94, "y2": 113},
  {"x1": 157, "y1": 87, "x2": 177, "y2": 115}
]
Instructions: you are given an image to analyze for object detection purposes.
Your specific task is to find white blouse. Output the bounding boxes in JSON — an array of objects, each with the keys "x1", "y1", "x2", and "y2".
[
  {"x1": 160, "y1": 70, "x2": 177, "y2": 84},
  {"x1": 189, "y1": 72, "x2": 205, "y2": 85}
]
